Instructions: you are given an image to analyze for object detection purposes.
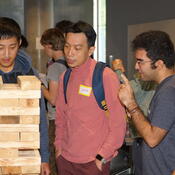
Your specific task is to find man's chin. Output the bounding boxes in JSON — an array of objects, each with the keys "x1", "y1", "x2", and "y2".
[
  {"x1": 0, "y1": 64, "x2": 14, "y2": 72},
  {"x1": 67, "y1": 64, "x2": 75, "y2": 68},
  {"x1": 139, "y1": 74, "x2": 147, "y2": 81},
  {"x1": 67, "y1": 62, "x2": 80, "y2": 68},
  {"x1": 140, "y1": 76, "x2": 151, "y2": 81}
]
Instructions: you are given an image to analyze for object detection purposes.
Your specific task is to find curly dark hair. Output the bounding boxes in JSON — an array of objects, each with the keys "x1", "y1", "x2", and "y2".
[{"x1": 132, "y1": 31, "x2": 175, "y2": 68}]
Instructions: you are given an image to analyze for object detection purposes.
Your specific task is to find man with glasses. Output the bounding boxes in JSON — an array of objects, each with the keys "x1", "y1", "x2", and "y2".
[
  {"x1": 112, "y1": 58, "x2": 156, "y2": 175},
  {"x1": 119, "y1": 30, "x2": 175, "y2": 175}
]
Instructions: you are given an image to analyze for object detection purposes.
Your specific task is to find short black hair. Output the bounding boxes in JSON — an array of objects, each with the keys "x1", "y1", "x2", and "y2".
[
  {"x1": 55, "y1": 20, "x2": 73, "y2": 34},
  {"x1": 20, "y1": 35, "x2": 28, "y2": 48},
  {"x1": 40, "y1": 28, "x2": 65, "y2": 51},
  {"x1": 66, "y1": 21, "x2": 96, "y2": 47},
  {"x1": 0, "y1": 17, "x2": 21, "y2": 42},
  {"x1": 132, "y1": 30, "x2": 175, "y2": 68}
]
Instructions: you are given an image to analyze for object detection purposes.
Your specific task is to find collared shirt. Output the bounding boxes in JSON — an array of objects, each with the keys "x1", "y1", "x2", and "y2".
[{"x1": 55, "y1": 58, "x2": 126, "y2": 163}]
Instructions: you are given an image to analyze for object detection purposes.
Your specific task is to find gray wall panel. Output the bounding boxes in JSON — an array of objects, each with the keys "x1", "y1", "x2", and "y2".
[
  {"x1": 54, "y1": 0, "x2": 93, "y2": 25},
  {"x1": 0, "y1": 0, "x2": 24, "y2": 32},
  {"x1": 24, "y1": 0, "x2": 54, "y2": 73},
  {"x1": 106, "y1": 0, "x2": 175, "y2": 78}
]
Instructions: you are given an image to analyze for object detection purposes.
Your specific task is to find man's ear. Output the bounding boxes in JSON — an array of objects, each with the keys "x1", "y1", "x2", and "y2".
[
  {"x1": 154, "y1": 60, "x2": 164, "y2": 69},
  {"x1": 88, "y1": 46, "x2": 95, "y2": 57},
  {"x1": 19, "y1": 39, "x2": 22, "y2": 48}
]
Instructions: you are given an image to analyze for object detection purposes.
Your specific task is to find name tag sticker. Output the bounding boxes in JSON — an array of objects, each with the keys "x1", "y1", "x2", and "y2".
[{"x1": 78, "y1": 85, "x2": 92, "y2": 96}]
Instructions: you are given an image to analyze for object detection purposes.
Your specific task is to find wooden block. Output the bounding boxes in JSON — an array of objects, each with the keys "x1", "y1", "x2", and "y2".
[
  {"x1": 0, "y1": 141, "x2": 39, "y2": 149},
  {"x1": 0, "y1": 149, "x2": 41, "y2": 166},
  {"x1": 0, "y1": 150, "x2": 41, "y2": 174},
  {"x1": 0, "y1": 124, "x2": 39, "y2": 132},
  {"x1": 18, "y1": 149, "x2": 36, "y2": 157},
  {"x1": 0, "y1": 82, "x2": 40, "y2": 99},
  {"x1": 0, "y1": 167, "x2": 40, "y2": 174},
  {"x1": 19, "y1": 99, "x2": 39, "y2": 108},
  {"x1": 0, "y1": 83, "x2": 18, "y2": 89},
  {"x1": 22, "y1": 165, "x2": 40, "y2": 174},
  {"x1": 0, "y1": 132, "x2": 19, "y2": 142},
  {"x1": 0, "y1": 149, "x2": 18, "y2": 158},
  {"x1": 20, "y1": 132, "x2": 39, "y2": 142},
  {"x1": 20, "y1": 116, "x2": 39, "y2": 124},
  {"x1": 0, "y1": 166, "x2": 21, "y2": 174},
  {"x1": 0, "y1": 107, "x2": 40, "y2": 116},
  {"x1": 0, "y1": 99, "x2": 18, "y2": 107},
  {"x1": 0, "y1": 89, "x2": 41, "y2": 99},
  {"x1": 17, "y1": 76, "x2": 41, "y2": 90},
  {"x1": 0, "y1": 125, "x2": 39, "y2": 148},
  {"x1": 0, "y1": 75, "x2": 41, "y2": 90},
  {"x1": 0, "y1": 99, "x2": 39, "y2": 108},
  {"x1": 0, "y1": 116, "x2": 19, "y2": 124}
]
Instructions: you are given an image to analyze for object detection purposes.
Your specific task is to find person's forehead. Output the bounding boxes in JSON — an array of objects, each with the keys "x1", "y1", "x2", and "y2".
[
  {"x1": 66, "y1": 32, "x2": 88, "y2": 44},
  {"x1": 43, "y1": 44, "x2": 52, "y2": 48},
  {"x1": 0, "y1": 37, "x2": 19, "y2": 45},
  {"x1": 135, "y1": 49, "x2": 147, "y2": 57}
]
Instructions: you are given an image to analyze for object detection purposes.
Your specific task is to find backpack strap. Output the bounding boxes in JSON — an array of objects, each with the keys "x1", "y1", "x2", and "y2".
[
  {"x1": 55, "y1": 59, "x2": 69, "y2": 68},
  {"x1": 63, "y1": 68, "x2": 72, "y2": 103},
  {"x1": 92, "y1": 62, "x2": 109, "y2": 111},
  {"x1": 63, "y1": 62, "x2": 109, "y2": 112}
]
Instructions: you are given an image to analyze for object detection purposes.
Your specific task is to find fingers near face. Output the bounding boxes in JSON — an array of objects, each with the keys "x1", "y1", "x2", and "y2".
[{"x1": 120, "y1": 74, "x2": 129, "y2": 84}]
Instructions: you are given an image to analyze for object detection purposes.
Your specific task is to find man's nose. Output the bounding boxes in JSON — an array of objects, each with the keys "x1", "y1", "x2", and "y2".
[
  {"x1": 135, "y1": 62, "x2": 139, "y2": 70},
  {"x1": 4, "y1": 48, "x2": 9, "y2": 57},
  {"x1": 67, "y1": 48, "x2": 74, "y2": 56}
]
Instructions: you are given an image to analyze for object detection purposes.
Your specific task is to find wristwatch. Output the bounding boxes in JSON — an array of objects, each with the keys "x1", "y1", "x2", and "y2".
[{"x1": 96, "y1": 154, "x2": 106, "y2": 164}]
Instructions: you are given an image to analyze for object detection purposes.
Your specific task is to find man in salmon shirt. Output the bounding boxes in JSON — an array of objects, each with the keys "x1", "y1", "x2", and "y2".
[{"x1": 55, "y1": 21, "x2": 126, "y2": 175}]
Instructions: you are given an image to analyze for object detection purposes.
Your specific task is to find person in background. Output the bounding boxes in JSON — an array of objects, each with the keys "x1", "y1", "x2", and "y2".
[
  {"x1": 40, "y1": 28, "x2": 67, "y2": 175},
  {"x1": 118, "y1": 30, "x2": 175, "y2": 175},
  {"x1": 0, "y1": 17, "x2": 50, "y2": 175},
  {"x1": 55, "y1": 20, "x2": 73, "y2": 35},
  {"x1": 54, "y1": 21, "x2": 126, "y2": 175},
  {"x1": 44, "y1": 20, "x2": 73, "y2": 69}
]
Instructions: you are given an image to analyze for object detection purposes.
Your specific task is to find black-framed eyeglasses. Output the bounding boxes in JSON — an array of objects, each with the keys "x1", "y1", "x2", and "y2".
[{"x1": 136, "y1": 59, "x2": 152, "y2": 65}]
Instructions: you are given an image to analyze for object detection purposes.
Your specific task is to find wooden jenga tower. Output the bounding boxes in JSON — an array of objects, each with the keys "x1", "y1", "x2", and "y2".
[{"x1": 0, "y1": 76, "x2": 41, "y2": 175}]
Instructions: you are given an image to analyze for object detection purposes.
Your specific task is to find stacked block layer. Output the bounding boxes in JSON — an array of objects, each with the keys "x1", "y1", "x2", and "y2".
[{"x1": 0, "y1": 76, "x2": 41, "y2": 175}]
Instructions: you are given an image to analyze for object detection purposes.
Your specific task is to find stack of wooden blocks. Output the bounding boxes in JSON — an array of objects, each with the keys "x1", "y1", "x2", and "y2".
[{"x1": 0, "y1": 76, "x2": 41, "y2": 175}]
